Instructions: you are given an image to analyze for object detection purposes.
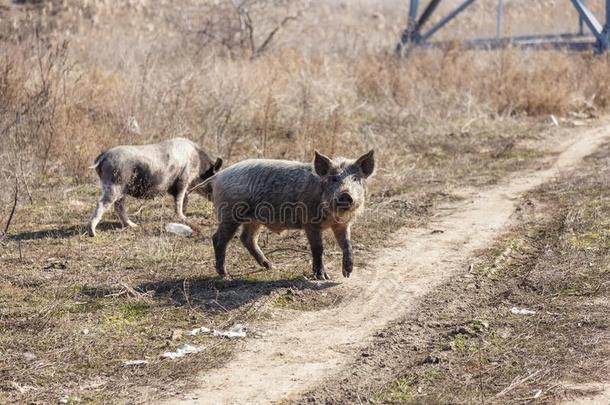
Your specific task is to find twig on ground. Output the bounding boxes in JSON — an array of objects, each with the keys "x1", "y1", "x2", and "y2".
[
  {"x1": 495, "y1": 370, "x2": 542, "y2": 398},
  {"x1": 105, "y1": 282, "x2": 153, "y2": 301},
  {"x1": 132, "y1": 202, "x2": 155, "y2": 217},
  {"x1": 183, "y1": 279, "x2": 193, "y2": 309},
  {"x1": 211, "y1": 299, "x2": 229, "y2": 313}
]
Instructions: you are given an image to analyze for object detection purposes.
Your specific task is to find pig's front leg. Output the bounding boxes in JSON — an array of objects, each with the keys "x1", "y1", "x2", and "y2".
[
  {"x1": 332, "y1": 224, "x2": 353, "y2": 278},
  {"x1": 305, "y1": 225, "x2": 330, "y2": 280},
  {"x1": 88, "y1": 183, "x2": 121, "y2": 237}
]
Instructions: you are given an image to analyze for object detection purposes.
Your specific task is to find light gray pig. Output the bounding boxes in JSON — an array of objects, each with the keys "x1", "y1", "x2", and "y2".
[
  {"x1": 207, "y1": 150, "x2": 375, "y2": 280},
  {"x1": 88, "y1": 137, "x2": 222, "y2": 237}
]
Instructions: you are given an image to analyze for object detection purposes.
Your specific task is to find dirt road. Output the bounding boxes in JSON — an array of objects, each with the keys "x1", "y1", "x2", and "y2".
[{"x1": 166, "y1": 124, "x2": 610, "y2": 405}]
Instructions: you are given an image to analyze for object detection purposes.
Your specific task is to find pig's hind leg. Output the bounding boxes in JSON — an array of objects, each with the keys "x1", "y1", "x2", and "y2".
[
  {"x1": 240, "y1": 222, "x2": 273, "y2": 269},
  {"x1": 169, "y1": 176, "x2": 188, "y2": 221},
  {"x1": 212, "y1": 220, "x2": 240, "y2": 278},
  {"x1": 174, "y1": 187, "x2": 188, "y2": 221},
  {"x1": 182, "y1": 193, "x2": 189, "y2": 214},
  {"x1": 88, "y1": 183, "x2": 121, "y2": 237},
  {"x1": 114, "y1": 197, "x2": 137, "y2": 228}
]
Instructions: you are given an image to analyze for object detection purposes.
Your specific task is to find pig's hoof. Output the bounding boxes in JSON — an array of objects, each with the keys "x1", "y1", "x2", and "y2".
[
  {"x1": 315, "y1": 270, "x2": 331, "y2": 280},
  {"x1": 126, "y1": 221, "x2": 138, "y2": 228},
  {"x1": 217, "y1": 271, "x2": 229, "y2": 279},
  {"x1": 178, "y1": 214, "x2": 187, "y2": 221},
  {"x1": 262, "y1": 260, "x2": 274, "y2": 270},
  {"x1": 87, "y1": 226, "x2": 96, "y2": 237},
  {"x1": 342, "y1": 269, "x2": 352, "y2": 278}
]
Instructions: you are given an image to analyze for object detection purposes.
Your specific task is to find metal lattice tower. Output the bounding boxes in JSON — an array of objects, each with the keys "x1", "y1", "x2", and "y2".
[{"x1": 397, "y1": 0, "x2": 610, "y2": 54}]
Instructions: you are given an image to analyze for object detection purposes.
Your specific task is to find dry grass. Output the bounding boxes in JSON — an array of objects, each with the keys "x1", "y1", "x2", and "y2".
[
  {"x1": 0, "y1": 0, "x2": 609, "y2": 403},
  {"x1": 1, "y1": 1, "x2": 610, "y2": 189}
]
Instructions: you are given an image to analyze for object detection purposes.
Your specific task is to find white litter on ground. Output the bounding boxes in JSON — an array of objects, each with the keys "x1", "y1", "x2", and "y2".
[
  {"x1": 165, "y1": 223, "x2": 193, "y2": 237},
  {"x1": 213, "y1": 324, "x2": 247, "y2": 339},
  {"x1": 186, "y1": 326, "x2": 212, "y2": 336},
  {"x1": 124, "y1": 360, "x2": 148, "y2": 366},
  {"x1": 510, "y1": 307, "x2": 536, "y2": 315},
  {"x1": 162, "y1": 344, "x2": 204, "y2": 359},
  {"x1": 549, "y1": 114, "x2": 559, "y2": 126},
  {"x1": 127, "y1": 116, "x2": 141, "y2": 134},
  {"x1": 22, "y1": 352, "x2": 37, "y2": 362}
]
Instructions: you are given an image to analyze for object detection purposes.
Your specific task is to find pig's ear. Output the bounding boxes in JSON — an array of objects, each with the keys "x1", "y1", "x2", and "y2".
[
  {"x1": 213, "y1": 157, "x2": 223, "y2": 172},
  {"x1": 355, "y1": 150, "x2": 375, "y2": 178},
  {"x1": 314, "y1": 150, "x2": 332, "y2": 177}
]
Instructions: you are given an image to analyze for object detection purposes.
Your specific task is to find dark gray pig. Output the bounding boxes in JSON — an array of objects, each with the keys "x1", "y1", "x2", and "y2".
[
  {"x1": 88, "y1": 137, "x2": 222, "y2": 237},
  {"x1": 208, "y1": 150, "x2": 375, "y2": 280}
]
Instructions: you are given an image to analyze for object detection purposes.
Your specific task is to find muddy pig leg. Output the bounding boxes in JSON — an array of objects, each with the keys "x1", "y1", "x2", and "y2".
[{"x1": 240, "y1": 222, "x2": 273, "y2": 269}]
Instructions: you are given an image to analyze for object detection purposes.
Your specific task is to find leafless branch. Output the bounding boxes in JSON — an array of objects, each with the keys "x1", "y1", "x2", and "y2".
[
  {"x1": 3, "y1": 175, "x2": 19, "y2": 236},
  {"x1": 255, "y1": 14, "x2": 298, "y2": 56}
]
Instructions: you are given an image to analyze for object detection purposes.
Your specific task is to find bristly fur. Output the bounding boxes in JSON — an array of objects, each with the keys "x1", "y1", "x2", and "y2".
[
  {"x1": 87, "y1": 137, "x2": 221, "y2": 237},
  {"x1": 209, "y1": 150, "x2": 375, "y2": 280}
]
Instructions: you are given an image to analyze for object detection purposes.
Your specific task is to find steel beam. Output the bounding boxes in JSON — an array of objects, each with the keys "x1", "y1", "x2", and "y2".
[
  {"x1": 408, "y1": 0, "x2": 419, "y2": 23},
  {"x1": 464, "y1": 34, "x2": 593, "y2": 48},
  {"x1": 420, "y1": 33, "x2": 595, "y2": 51},
  {"x1": 397, "y1": 0, "x2": 476, "y2": 53},
  {"x1": 496, "y1": 32, "x2": 592, "y2": 42},
  {"x1": 420, "y1": 0, "x2": 476, "y2": 42},
  {"x1": 600, "y1": 0, "x2": 610, "y2": 50},
  {"x1": 578, "y1": 0, "x2": 585, "y2": 35},
  {"x1": 397, "y1": 0, "x2": 421, "y2": 53},
  {"x1": 569, "y1": 0, "x2": 610, "y2": 51},
  {"x1": 396, "y1": 0, "x2": 606, "y2": 54},
  {"x1": 569, "y1": 0, "x2": 603, "y2": 38},
  {"x1": 496, "y1": 0, "x2": 503, "y2": 39},
  {"x1": 418, "y1": 0, "x2": 443, "y2": 29},
  {"x1": 462, "y1": 38, "x2": 593, "y2": 51},
  {"x1": 397, "y1": 0, "x2": 444, "y2": 51}
]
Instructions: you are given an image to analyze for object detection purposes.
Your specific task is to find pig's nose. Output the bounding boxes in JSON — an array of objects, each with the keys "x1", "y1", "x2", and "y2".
[{"x1": 337, "y1": 192, "x2": 353, "y2": 207}]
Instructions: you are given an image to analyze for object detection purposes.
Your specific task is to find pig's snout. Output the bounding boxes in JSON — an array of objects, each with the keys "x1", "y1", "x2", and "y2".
[{"x1": 336, "y1": 192, "x2": 354, "y2": 210}]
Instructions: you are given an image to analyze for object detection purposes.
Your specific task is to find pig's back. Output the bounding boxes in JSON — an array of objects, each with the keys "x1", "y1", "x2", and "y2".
[
  {"x1": 104, "y1": 138, "x2": 196, "y2": 170},
  {"x1": 214, "y1": 159, "x2": 320, "y2": 205},
  {"x1": 99, "y1": 139, "x2": 198, "y2": 197}
]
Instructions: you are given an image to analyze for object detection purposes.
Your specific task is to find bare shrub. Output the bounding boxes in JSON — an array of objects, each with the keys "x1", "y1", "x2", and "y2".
[
  {"x1": 167, "y1": 0, "x2": 310, "y2": 58},
  {"x1": 0, "y1": 38, "x2": 71, "y2": 201}
]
